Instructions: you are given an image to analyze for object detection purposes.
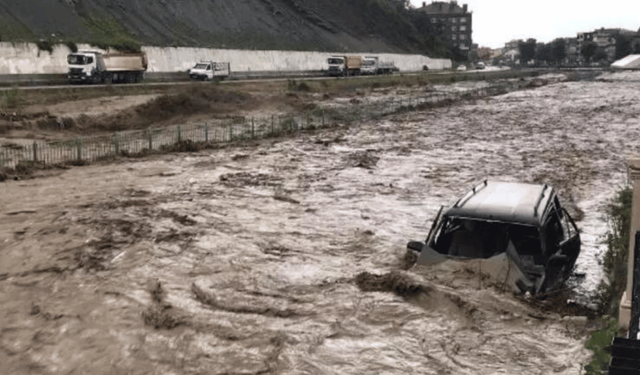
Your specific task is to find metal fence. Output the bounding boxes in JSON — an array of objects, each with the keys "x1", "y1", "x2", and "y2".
[{"x1": 0, "y1": 81, "x2": 520, "y2": 170}]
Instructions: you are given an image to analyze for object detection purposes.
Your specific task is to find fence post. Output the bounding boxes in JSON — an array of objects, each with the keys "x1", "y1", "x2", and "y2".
[
  {"x1": 631, "y1": 231, "x2": 640, "y2": 339},
  {"x1": 271, "y1": 115, "x2": 274, "y2": 135},
  {"x1": 322, "y1": 109, "x2": 325, "y2": 127},
  {"x1": 205, "y1": 123, "x2": 209, "y2": 143},
  {"x1": 251, "y1": 118, "x2": 255, "y2": 139},
  {"x1": 76, "y1": 137, "x2": 83, "y2": 161},
  {"x1": 147, "y1": 128, "x2": 153, "y2": 150},
  {"x1": 177, "y1": 125, "x2": 182, "y2": 143},
  {"x1": 113, "y1": 132, "x2": 120, "y2": 156},
  {"x1": 33, "y1": 142, "x2": 38, "y2": 163}
]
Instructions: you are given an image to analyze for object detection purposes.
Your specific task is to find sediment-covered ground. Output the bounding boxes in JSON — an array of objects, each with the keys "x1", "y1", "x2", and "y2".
[{"x1": 2, "y1": 71, "x2": 640, "y2": 374}]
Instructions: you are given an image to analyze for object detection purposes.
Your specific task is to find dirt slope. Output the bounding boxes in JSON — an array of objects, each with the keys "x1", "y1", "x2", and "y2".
[{"x1": 0, "y1": 0, "x2": 421, "y2": 52}]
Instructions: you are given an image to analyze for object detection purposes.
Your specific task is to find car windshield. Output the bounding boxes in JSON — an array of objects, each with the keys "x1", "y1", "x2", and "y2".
[
  {"x1": 433, "y1": 217, "x2": 541, "y2": 260},
  {"x1": 327, "y1": 58, "x2": 343, "y2": 64},
  {"x1": 363, "y1": 60, "x2": 375, "y2": 66},
  {"x1": 67, "y1": 55, "x2": 89, "y2": 65},
  {"x1": 193, "y1": 64, "x2": 209, "y2": 69}
]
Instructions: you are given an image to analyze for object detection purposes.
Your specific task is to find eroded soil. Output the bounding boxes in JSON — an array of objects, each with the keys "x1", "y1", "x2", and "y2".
[{"x1": 2, "y1": 71, "x2": 640, "y2": 374}]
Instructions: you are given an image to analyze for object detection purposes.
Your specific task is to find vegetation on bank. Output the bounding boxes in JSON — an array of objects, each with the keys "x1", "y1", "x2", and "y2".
[{"x1": 584, "y1": 186, "x2": 633, "y2": 374}]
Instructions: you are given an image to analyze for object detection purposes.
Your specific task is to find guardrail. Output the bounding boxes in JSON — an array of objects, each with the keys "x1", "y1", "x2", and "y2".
[
  {"x1": 0, "y1": 81, "x2": 521, "y2": 171},
  {"x1": 0, "y1": 70, "x2": 330, "y2": 87}
]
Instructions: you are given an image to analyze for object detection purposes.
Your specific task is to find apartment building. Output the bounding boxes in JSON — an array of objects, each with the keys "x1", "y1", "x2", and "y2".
[{"x1": 420, "y1": 1, "x2": 473, "y2": 53}]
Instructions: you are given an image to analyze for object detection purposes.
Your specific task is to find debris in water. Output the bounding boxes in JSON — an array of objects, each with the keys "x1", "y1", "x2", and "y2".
[{"x1": 354, "y1": 270, "x2": 425, "y2": 296}]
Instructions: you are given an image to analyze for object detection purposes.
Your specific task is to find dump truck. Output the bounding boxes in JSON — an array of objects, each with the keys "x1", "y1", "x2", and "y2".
[
  {"x1": 67, "y1": 50, "x2": 148, "y2": 84},
  {"x1": 361, "y1": 56, "x2": 398, "y2": 75},
  {"x1": 188, "y1": 61, "x2": 231, "y2": 81},
  {"x1": 327, "y1": 55, "x2": 363, "y2": 76}
]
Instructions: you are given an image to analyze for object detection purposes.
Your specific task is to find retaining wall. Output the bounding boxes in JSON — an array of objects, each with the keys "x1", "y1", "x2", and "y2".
[{"x1": 0, "y1": 42, "x2": 451, "y2": 75}]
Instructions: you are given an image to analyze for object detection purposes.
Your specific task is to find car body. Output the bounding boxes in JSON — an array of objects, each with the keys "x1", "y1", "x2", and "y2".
[
  {"x1": 475, "y1": 62, "x2": 486, "y2": 70},
  {"x1": 407, "y1": 180, "x2": 581, "y2": 294},
  {"x1": 456, "y1": 65, "x2": 467, "y2": 71}
]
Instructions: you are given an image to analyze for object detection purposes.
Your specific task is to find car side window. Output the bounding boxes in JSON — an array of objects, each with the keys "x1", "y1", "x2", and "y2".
[{"x1": 558, "y1": 208, "x2": 577, "y2": 240}]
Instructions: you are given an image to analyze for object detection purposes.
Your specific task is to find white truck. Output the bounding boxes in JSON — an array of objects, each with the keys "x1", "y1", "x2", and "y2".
[
  {"x1": 327, "y1": 55, "x2": 363, "y2": 76},
  {"x1": 188, "y1": 61, "x2": 230, "y2": 81},
  {"x1": 361, "y1": 56, "x2": 398, "y2": 75},
  {"x1": 67, "y1": 50, "x2": 147, "y2": 84}
]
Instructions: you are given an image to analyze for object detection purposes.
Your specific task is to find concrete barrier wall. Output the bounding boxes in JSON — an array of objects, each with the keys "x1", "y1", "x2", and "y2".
[
  {"x1": 0, "y1": 42, "x2": 451, "y2": 75},
  {"x1": 143, "y1": 46, "x2": 452, "y2": 72}
]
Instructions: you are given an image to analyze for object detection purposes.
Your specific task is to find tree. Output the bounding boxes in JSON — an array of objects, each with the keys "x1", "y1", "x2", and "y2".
[
  {"x1": 390, "y1": 0, "x2": 410, "y2": 10},
  {"x1": 550, "y1": 38, "x2": 566, "y2": 65},
  {"x1": 615, "y1": 34, "x2": 633, "y2": 60},
  {"x1": 518, "y1": 38, "x2": 537, "y2": 64},
  {"x1": 594, "y1": 48, "x2": 608, "y2": 62},
  {"x1": 477, "y1": 46, "x2": 492, "y2": 61},
  {"x1": 581, "y1": 41, "x2": 598, "y2": 63},
  {"x1": 535, "y1": 42, "x2": 552, "y2": 65}
]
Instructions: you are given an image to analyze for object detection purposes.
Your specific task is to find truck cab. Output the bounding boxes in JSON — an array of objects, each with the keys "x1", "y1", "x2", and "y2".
[
  {"x1": 67, "y1": 51, "x2": 106, "y2": 84},
  {"x1": 189, "y1": 61, "x2": 230, "y2": 81},
  {"x1": 361, "y1": 57, "x2": 378, "y2": 75},
  {"x1": 327, "y1": 56, "x2": 346, "y2": 76}
]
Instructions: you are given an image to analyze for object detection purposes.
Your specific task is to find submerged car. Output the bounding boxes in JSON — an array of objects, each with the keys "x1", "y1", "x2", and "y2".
[{"x1": 407, "y1": 181, "x2": 581, "y2": 294}]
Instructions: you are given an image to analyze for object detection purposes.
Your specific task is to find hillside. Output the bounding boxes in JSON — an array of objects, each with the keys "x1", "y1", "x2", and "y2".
[{"x1": 0, "y1": 0, "x2": 434, "y2": 54}]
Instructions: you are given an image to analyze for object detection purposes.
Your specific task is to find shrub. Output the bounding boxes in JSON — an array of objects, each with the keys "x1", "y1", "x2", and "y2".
[
  {"x1": 287, "y1": 79, "x2": 311, "y2": 92},
  {"x1": 595, "y1": 185, "x2": 632, "y2": 316},
  {"x1": 64, "y1": 41, "x2": 78, "y2": 53},
  {"x1": 36, "y1": 40, "x2": 54, "y2": 54},
  {"x1": 89, "y1": 41, "x2": 110, "y2": 51}
]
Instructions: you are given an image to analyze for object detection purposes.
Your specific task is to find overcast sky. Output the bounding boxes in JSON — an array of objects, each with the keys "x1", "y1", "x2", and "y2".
[{"x1": 409, "y1": 0, "x2": 640, "y2": 49}]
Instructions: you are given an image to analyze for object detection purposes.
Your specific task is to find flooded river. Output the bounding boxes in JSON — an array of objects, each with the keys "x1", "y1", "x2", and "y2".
[{"x1": 2, "y1": 72, "x2": 640, "y2": 374}]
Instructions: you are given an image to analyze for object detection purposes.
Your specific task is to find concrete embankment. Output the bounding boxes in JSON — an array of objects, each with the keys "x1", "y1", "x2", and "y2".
[{"x1": 0, "y1": 42, "x2": 451, "y2": 77}]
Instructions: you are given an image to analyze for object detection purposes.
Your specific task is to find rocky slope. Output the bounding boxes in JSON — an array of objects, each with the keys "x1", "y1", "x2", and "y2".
[{"x1": 0, "y1": 0, "x2": 426, "y2": 53}]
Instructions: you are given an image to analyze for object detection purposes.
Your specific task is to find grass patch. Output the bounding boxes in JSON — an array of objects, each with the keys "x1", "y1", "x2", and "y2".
[
  {"x1": 0, "y1": 22, "x2": 34, "y2": 42},
  {"x1": 61, "y1": 84, "x2": 253, "y2": 132},
  {"x1": 584, "y1": 317, "x2": 623, "y2": 374},
  {"x1": 0, "y1": 88, "x2": 21, "y2": 109},
  {"x1": 85, "y1": 15, "x2": 141, "y2": 52}
]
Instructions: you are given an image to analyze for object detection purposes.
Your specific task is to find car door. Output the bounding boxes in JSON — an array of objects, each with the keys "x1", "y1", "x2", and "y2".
[
  {"x1": 541, "y1": 201, "x2": 581, "y2": 290},
  {"x1": 557, "y1": 207, "x2": 581, "y2": 269}
]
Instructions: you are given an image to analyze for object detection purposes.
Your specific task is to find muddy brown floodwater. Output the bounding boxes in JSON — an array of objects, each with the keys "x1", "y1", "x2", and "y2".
[{"x1": 2, "y1": 71, "x2": 640, "y2": 374}]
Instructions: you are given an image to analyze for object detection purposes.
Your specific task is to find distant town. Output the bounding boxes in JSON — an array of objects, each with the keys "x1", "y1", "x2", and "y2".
[{"x1": 420, "y1": 0, "x2": 640, "y2": 66}]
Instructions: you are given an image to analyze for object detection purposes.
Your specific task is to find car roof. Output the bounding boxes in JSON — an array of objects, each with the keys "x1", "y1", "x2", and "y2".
[{"x1": 444, "y1": 180, "x2": 555, "y2": 226}]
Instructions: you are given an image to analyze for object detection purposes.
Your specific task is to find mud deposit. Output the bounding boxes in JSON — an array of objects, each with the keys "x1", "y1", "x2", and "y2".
[{"x1": 2, "y1": 72, "x2": 640, "y2": 374}]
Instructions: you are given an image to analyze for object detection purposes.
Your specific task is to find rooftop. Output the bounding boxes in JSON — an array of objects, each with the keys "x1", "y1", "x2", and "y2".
[
  {"x1": 444, "y1": 181, "x2": 554, "y2": 226},
  {"x1": 421, "y1": 1, "x2": 469, "y2": 14}
]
